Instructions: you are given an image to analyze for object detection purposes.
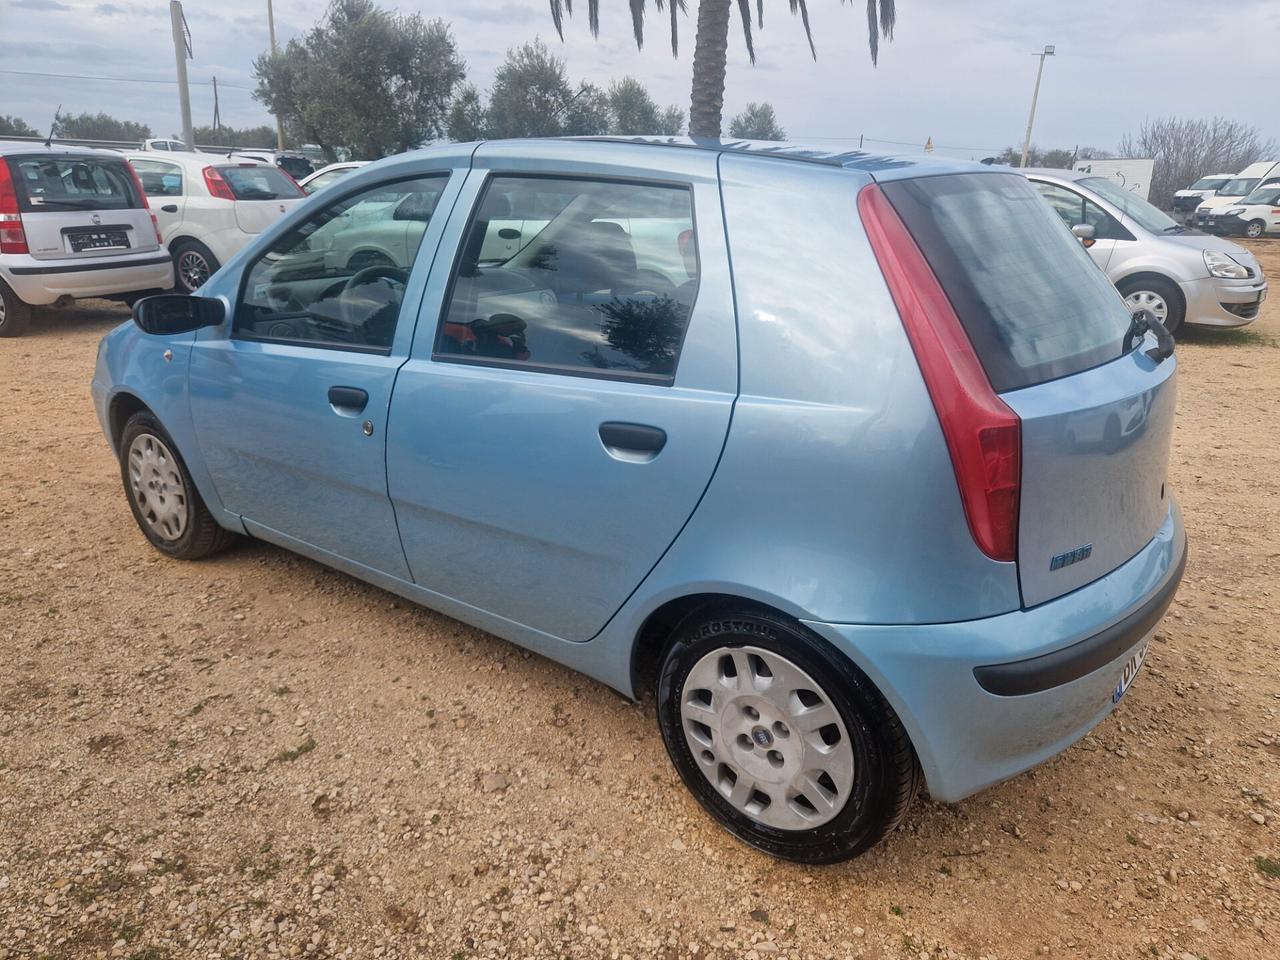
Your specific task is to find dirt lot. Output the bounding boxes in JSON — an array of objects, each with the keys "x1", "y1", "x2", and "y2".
[{"x1": 1, "y1": 243, "x2": 1278, "y2": 960}]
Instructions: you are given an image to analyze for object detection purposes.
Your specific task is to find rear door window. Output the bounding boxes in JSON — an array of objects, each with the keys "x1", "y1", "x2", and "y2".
[
  {"x1": 10, "y1": 156, "x2": 142, "y2": 212},
  {"x1": 435, "y1": 175, "x2": 699, "y2": 383},
  {"x1": 130, "y1": 159, "x2": 184, "y2": 197},
  {"x1": 216, "y1": 165, "x2": 305, "y2": 200},
  {"x1": 881, "y1": 172, "x2": 1132, "y2": 392}
]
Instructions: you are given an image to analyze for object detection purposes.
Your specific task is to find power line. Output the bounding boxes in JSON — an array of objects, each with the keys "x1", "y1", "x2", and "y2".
[{"x1": 0, "y1": 68, "x2": 252, "y2": 90}]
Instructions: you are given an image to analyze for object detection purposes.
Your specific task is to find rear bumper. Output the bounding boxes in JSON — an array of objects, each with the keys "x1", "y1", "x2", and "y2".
[
  {"x1": 803, "y1": 502, "x2": 1186, "y2": 803},
  {"x1": 1180, "y1": 274, "x2": 1267, "y2": 328},
  {"x1": 1, "y1": 252, "x2": 174, "y2": 305}
]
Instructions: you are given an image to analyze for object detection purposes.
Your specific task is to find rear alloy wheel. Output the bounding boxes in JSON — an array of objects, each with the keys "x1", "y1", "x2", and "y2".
[
  {"x1": 0, "y1": 280, "x2": 32, "y2": 338},
  {"x1": 172, "y1": 240, "x2": 220, "y2": 295},
  {"x1": 1246, "y1": 220, "x2": 1266, "y2": 240},
  {"x1": 1120, "y1": 276, "x2": 1184, "y2": 335},
  {"x1": 657, "y1": 608, "x2": 920, "y2": 863}
]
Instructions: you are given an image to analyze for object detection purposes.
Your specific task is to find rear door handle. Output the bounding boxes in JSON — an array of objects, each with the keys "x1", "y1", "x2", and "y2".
[
  {"x1": 160, "y1": 204, "x2": 179, "y2": 213},
  {"x1": 327, "y1": 385, "x2": 369, "y2": 414},
  {"x1": 599, "y1": 422, "x2": 667, "y2": 461}
]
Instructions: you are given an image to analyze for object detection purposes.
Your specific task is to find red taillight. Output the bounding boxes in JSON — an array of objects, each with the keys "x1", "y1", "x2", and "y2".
[
  {"x1": 202, "y1": 166, "x2": 236, "y2": 201},
  {"x1": 858, "y1": 183, "x2": 1021, "y2": 562},
  {"x1": 0, "y1": 158, "x2": 29, "y2": 255},
  {"x1": 123, "y1": 160, "x2": 163, "y2": 244}
]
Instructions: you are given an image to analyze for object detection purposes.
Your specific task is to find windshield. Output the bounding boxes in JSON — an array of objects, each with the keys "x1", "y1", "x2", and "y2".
[
  {"x1": 1078, "y1": 177, "x2": 1178, "y2": 233},
  {"x1": 1243, "y1": 186, "x2": 1280, "y2": 205},
  {"x1": 217, "y1": 165, "x2": 305, "y2": 201},
  {"x1": 1219, "y1": 178, "x2": 1260, "y2": 197},
  {"x1": 9, "y1": 155, "x2": 141, "y2": 212},
  {"x1": 1190, "y1": 177, "x2": 1229, "y2": 191}
]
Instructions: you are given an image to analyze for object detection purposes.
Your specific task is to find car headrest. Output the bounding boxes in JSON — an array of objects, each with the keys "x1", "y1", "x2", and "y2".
[{"x1": 550, "y1": 220, "x2": 637, "y2": 297}]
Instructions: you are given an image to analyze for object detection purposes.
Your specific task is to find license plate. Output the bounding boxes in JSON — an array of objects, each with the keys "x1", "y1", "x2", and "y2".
[
  {"x1": 69, "y1": 230, "x2": 129, "y2": 252},
  {"x1": 1206, "y1": 220, "x2": 1217, "y2": 227},
  {"x1": 1112, "y1": 641, "x2": 1148, "y2": 703}
]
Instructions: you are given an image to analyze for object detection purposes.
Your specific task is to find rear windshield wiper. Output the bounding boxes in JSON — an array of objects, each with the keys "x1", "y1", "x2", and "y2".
[
  {"x1": 236, "y1": 190, "x2": 279, "y2": 200},
  {"x1": 1124, "y1": 310, "x2": 1175, "y2": 363}
]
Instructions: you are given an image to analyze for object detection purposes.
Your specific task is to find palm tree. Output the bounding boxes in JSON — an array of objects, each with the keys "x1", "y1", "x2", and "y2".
[{"x1": 549, "y1": 1, "x2": 897, "y2": 138}]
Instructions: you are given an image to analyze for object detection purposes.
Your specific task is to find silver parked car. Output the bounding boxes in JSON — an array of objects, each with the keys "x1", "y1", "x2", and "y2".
[{"x1": 1022, "y1": 168, "x2": 1267, "y2": 331}]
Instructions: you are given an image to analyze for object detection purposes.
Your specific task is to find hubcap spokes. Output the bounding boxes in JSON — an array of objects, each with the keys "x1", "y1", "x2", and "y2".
[
  {"x1": 127, "y1": 434, "x2": 188, "y2": 541},
  {"x1": 178, "y1": 252, "x2": 209, "y2": 291},
  {"x1": 680, "y1": 646, "x2": 855, "y2": 831},
  {"x1": 1124, "y1": 290, "x2": 1168, "y2": 323}
]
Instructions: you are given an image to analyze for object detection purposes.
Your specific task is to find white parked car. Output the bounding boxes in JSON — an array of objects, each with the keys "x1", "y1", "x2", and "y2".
[
  {"x1": 1192, "y1": 161, "x2": 1280, "y2": 230},
  {"x1": 124, "y1": 152, "x2": 306, "y2": 294},
  {"x1": 141, "y1": 138, "x2": 191, "y2": 153},
  {"x1": 1202, "y1": 182, "x2": 1280, "y2": 239},
  {"x1": 298, "y1": 161, "x2": 368, "y2": 195},
  {"x1": 0, "y1": 140, "x2": 173, "y2": 337}
]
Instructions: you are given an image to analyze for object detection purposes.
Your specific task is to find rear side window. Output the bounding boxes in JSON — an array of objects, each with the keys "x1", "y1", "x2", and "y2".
[
  {"x1": 881, "y1": 173, "x2": 1131, "y2": 393},
  {"x1": 216, "y1": 165, "x2": 305, "y2": 200},
  {"x1": 9, "y1": 156, "x2": 141, "y2": 212},
  {"x1": 435, "y1": 175, "x2": 699, "y2": 383},
  {"x1": 130, "y1": 159, "x2": 183, "y2": 197}
]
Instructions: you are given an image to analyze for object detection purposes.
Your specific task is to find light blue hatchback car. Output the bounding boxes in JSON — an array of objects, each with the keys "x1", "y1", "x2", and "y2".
[{"x1": 93, "y1": 138, "x2": 1187, "y2": 863}]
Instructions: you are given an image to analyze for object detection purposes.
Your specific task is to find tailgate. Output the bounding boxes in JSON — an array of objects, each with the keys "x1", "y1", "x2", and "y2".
[{"x1": 1004, "y1": 347, "x2": 1176, "y2": 606}]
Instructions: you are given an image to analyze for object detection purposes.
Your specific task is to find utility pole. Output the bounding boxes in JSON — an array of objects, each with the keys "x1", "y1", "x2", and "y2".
[
  {"x1": 267, "y1": 0, "x2": 286, "y2": 152},
  {"x1": 170, "y1": 1, "x2": 194, "y2": 150},
  {"x1": 1019, "y1": 44, "x2": 1055, "y2": 168}
]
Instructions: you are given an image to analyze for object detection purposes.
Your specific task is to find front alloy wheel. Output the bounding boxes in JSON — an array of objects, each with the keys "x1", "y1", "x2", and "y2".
[
  {"x1": 1246, "y1": 220, "x2": 1266, "y2": 239},
  {"x1": 1123, "y1": 289, "x2": 1169, "y2": 325}
]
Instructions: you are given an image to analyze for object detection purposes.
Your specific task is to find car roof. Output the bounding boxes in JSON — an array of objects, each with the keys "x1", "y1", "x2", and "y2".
[
  {"x1": 0, "y1": 139, "x2": 129, "y2": 160},
  {"x1": 121, "y1": 150, "x2": 269, "y2": 169},
  {"x1": 565, "y1": 136, "x2": 992, "y2": 180},
  {"x1": 1016, "y1": 166, "x2": 1092, "y2": 182}
]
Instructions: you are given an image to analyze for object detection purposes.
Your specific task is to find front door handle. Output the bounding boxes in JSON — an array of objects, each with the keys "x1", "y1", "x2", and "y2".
[
  {"x1": 160, "y1": 204, "x2": 179, "y2": 213},
  {"x1": 599, "y1": 422, "x2": 667, "y2": 461},
  {"x1": 327, "y1": 385, "x2": 369, "y2": 414}
]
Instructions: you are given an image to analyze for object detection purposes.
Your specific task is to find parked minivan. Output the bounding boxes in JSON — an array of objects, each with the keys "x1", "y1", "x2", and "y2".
[
  {"x1": 0, "y1": 140, "x2": 173, "y2": 337},
  {"x1": 124, "y1": 152, "x2": 307, "y2": 294},
  {"x1": 93, "y1": 139, "x2": 1187, "y2": 863},
  {"x1": 1170, "y1": 172, "x2": 1234, "y2": 222},
  {"x1": 1024, "y1": 167, "x2": 1267, "y2": 330},
  {"x1": 1192, "y1": 161, "x2": 1280, "y2": 230}
]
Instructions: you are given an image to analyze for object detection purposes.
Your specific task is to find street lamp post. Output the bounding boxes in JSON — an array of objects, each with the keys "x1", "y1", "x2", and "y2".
[{"x1": 1019, "y1": 44, "x2": 1055, "y2": 168}]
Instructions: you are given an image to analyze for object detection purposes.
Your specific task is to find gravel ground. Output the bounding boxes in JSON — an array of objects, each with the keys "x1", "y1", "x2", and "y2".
[{"x1": 1, "y1": 242, "x2": 1278, "y2": 960}]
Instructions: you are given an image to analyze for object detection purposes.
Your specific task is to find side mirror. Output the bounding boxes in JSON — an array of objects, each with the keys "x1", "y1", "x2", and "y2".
[
  {"x1": 1071, "y1": 223, "x2": 1096, "y2": 248},
  {"x1": 132, "y1": 294, "x2": 224, "y2": 335}
]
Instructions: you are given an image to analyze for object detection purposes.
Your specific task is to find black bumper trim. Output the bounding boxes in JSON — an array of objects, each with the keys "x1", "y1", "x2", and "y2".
[
  {"x1": 7, "y1": 254, "x2": 171, "y2": 276},
  {"x1": 974, "y1": 536, "x2": 1188, "y2": 697}
]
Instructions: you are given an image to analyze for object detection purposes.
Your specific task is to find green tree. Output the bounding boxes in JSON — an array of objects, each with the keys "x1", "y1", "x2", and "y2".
[
  {"x1": 608, "y1": 76, "x2": 664, "y2": 134},
  {"x1": 253, "y1": 0, "x2": 465, "y2": 160},
  {"x1": 657, "y1": 105, "x2": 685, "y2": 136},
  {"x1": 728, "y1": 102, "x2": 785, "y2": 140},
  {"x1": 188, "y1": 125, "x2": 280, "y2": 149},
  {"x1": 0, "y1": 115, "x2": 39, "y2": 138},
  {"x1": 54, "y1": 111, "x2": 151, "y2": 142},
  {"x1": 446, "y1": 85, "x2": 487, "y2": 141},
  {"x1": 483, "y1": 40, "x2": 610, "y2": 139},
  {"x1": 550, "y1": 1, "x2": 898, "y2": 137}
]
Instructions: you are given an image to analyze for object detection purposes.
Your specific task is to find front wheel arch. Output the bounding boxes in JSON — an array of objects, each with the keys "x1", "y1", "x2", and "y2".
[
  {"x1": 1116, "y1": 272, "x2": 1186, "y2": 333},
  {"x1": 108, "y1": 391, "x2": 152, "y2": 453}
]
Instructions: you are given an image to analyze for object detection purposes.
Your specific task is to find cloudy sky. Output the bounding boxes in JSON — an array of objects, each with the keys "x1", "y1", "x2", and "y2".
[{"x1": 1, "y1": 0, "x2": 1277, "y2": 158}]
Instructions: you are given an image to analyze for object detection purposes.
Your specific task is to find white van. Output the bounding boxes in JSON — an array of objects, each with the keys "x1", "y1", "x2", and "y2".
[
  {"x1": 0, "y1": 140, "x2": 173, "y2": 337},
  {"x1": 1193, "y1": 161, "x2": 1280, "y2": 229},
  {"x1": 1171, "y1": 173, "x2": 1234, "y2": 222}
]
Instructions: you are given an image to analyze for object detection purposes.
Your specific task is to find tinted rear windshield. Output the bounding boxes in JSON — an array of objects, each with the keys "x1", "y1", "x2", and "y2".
[
  {"x1": 882, "y1": 172, "x2": 1132, "y2": 393},
  {"x1": 216, "y1": 165, "x2": 305, "y2": 200},
  {"x1": 8, "y1": 155, "x2": 141, "y2": 212}
]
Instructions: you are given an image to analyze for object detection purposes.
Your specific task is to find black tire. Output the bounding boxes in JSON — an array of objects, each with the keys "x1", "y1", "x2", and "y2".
[
  {"x1": 119, "y1": 411, "x2": 236, "y2": 560},
  {"x1": 171, "y1": 239, "x2": 221, "y2": 295},
  {"x1": 1118, "y1": 275, "x2": 1185, "y2": 335},
  {"x1": 1246, "y1": 220, "x2": 1266, "y2": 240},
  {"x1": 0, "y1": 279, "x2": 32, "y2": 338},
  {"x1": 657, "y1": 605, "x2": 921, "y2": 864}
]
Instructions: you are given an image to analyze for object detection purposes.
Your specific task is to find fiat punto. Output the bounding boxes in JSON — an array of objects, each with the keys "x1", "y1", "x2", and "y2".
[{"x1": 93, "y1": 138, "x2": 1187, "y2": 863}]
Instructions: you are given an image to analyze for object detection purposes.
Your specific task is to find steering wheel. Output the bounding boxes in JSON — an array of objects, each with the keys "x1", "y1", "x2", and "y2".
[{"x1": 339, "y1": 263, "x2": 409, "y2": 333}]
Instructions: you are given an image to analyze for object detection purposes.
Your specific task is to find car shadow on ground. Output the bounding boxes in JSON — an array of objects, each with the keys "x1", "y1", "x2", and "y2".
[
  {"x1": 24, "y1": 301, "x2": 132, "y2": 339},
  {"x1": 1179, "y1": 325, "x2": 1278, "y2": 348}
]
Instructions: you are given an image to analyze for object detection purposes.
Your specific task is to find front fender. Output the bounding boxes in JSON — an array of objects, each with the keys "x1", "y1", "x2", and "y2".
[{"x1": 92, "y1": 320, "x2": 244, "y2": 534}]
